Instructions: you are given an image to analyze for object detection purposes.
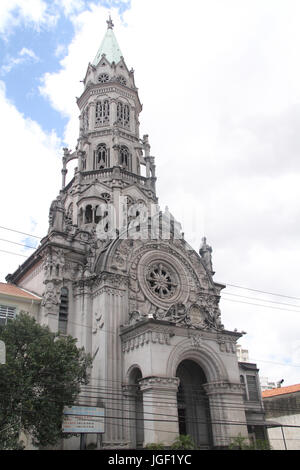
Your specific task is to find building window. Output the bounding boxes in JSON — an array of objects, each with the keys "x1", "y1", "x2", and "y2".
[
  {"x1": 0, "y1": 305, "x2": 16, "y2": 325},
  {"x1": 58, "y1": 287, "x2": 68, "y2": 334},
  {"x1": 119, "y1": 146, "x2": 131, "y2": 170},
  {"x1": 246, "y1": 375, "x2": 259, "y2": 401},
  {"x1": 98, "y1": 73, "x2": 109, "y2": 83},
  {"x1": 96, "y1": 144, "x2": 109, "y2": 169},
  {"x1": 146, "y1": 263, "x2": 177, "y2": 299},
  {"x1": 116, "y1": 75, "x2": 127, "y2": 86},
  {"x1": 117, "y1": 102, "x2": 130, "y2": 128},
  {"x1": 85, "y1": 205, "x2": 93, "y2": 224},
  {"x1": 95, "y1": 100, "x2": 110, "y2": 126}
]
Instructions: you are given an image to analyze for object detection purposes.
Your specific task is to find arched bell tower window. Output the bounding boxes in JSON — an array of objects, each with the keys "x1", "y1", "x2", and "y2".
[
  {"x1": 95, "y1": 99, "x2": 110, "y2": 126},
  {"x1": 117, "y1": 102, "x2": 130, "y2": 128},
  {"x1": 119, "y1": 146, "x2": 131, "y2": 171},
  {"x1": 95, "y1": 144, "x2": 109, "y2": 169},
  {"x1": 85, "y1": 205, "x2": 93, "y2": 224}
]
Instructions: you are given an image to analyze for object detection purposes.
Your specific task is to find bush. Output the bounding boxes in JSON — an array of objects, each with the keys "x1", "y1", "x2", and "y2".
[{"x1": 171, "y1": 434, "x2": 196, "y2": 450}]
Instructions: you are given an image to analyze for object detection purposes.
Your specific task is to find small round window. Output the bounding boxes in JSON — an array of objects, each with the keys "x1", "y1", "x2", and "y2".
[
  {"x1": 98, "y1": 73, "x2": 109, "y2": 83},
  {"x1": 116, "y1": 75, "x2": 127, "y2": 86}
]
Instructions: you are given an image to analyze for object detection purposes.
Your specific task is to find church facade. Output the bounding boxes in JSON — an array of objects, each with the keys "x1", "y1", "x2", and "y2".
[{"x1": 7, "y1": 18, "x2": 267, "y2": 449}]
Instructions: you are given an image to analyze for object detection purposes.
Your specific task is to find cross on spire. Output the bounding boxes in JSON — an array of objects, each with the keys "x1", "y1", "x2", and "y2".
[{"x1": 107, "y1": 15, "x2": 114, "y2": 30}]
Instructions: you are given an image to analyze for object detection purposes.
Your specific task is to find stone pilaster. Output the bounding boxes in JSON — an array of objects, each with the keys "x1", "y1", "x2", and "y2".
[
  {"x1": 139, "y1": 376, "x2": 180, "y2": 446},
  {"x1": 203, "y1": 381, "x2": 248, "y2": 448}
]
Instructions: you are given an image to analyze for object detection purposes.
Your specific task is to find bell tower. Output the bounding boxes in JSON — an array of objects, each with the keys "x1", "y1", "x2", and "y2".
[{"x1": 59, "y1": 17, "x2": 157, "y2": 240}]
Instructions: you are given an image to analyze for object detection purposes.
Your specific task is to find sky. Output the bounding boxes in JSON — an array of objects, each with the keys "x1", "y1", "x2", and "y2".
[{"x1": 1, "y1": 0, "x2": 300, "y2": 387}]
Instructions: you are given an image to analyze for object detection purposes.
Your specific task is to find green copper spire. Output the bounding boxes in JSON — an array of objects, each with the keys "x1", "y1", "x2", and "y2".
[{"x1": 92, "y1": 16, "x2": 123, "y2": 66}]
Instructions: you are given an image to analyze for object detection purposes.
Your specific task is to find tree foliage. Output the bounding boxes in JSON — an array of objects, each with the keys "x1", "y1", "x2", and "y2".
[
  {"x1": 228, "y1": 433, "x2": 272, "y2": 450},
  {"x1": 0, "y1": 314, "x2": 92, "y2": 450},
  {"x1": 170, "y1": 434, "x2": 196, "y2": 450}
]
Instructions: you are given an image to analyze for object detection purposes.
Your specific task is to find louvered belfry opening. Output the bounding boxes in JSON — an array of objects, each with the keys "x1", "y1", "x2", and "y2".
[{"x1": 58, "y1": 287, "x2": 68, "y2": 334}]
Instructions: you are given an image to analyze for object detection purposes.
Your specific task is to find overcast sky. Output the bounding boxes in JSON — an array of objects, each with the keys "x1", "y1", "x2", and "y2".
[{"x1": 1, "y1": 0, "x2": 300, "y2": 387}]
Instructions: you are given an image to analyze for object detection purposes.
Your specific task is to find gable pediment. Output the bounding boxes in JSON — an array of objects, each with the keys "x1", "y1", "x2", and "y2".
[{"x1": 77, "y1": 181, "x2": 111, "y2": 204}]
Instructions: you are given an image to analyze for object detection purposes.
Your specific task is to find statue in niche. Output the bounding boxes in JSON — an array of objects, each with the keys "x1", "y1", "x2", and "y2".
[{"x1": 41, "y1": 282, "x2": 59, "y2": 310}]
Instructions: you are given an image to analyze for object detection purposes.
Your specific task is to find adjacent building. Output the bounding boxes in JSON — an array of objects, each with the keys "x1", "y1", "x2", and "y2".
[
  {"x1": 0, "y1": 282, "x2": 41, "y2": 326},
  {"x1": 5, "y1": 18, "x2": 269, "y2": 449},
  {"x1": 263, "y1": 384, "x2": 300, "y2": 450}
]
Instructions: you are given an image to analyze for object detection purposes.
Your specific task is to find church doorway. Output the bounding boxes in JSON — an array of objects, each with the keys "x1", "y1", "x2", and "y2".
[
  {"x1": 176, "y1": 359, "x2": 213, "y2": 448},
  {"x1": 128, "y1": 368, "x2": 144, "y2": 448}
]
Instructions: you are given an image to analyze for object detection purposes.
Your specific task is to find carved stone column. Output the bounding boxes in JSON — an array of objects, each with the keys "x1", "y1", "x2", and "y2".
[{"x1": 139, "y1": 376, "x2": 180, "y2": 447}]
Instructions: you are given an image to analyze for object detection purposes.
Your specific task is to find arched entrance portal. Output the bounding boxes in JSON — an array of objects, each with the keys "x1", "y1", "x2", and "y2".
[
  {"x1": 176, "y1": 360, "x2": 213, "y2": 448},
  {"x1": 128, "y1": 368, "x2": 144, "y2": 448}
]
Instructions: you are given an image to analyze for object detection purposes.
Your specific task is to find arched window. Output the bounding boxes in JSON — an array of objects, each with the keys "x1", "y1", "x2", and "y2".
[
  {"x1": 117, "y1": 101, "x2": 130, "y2": 128},
  {"x1": 78, "y1": 207, "x2": 83, "y2": 225},
  {"x1": 119, "y1": 146, "x2": 131, "y2": 171},
  {"x1": 96, "y1": 144, "x2": 108, "y2": 169},
  {"x1": 95, "y1": 204, "x2": 108, "y2": 225},
  {"x1": 95, "y1": 100, "x2": 110, "y2": 126},
  {"x1": 58, "y1": 287, "x2": 68, "y2": 334},
  {"x1": 81, "y1": 155, "x2": 87, "y2": 170},
  {"x1": 128, "y1": 368, "x2": 144, "y2": 448},
  {"x1": 85, "y1": 205, "x2": 93, "y2": 224}
]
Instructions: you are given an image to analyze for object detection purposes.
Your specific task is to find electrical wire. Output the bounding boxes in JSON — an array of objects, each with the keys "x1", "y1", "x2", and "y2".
[
  {"x1": 0, "y1": 238, "x2": 38, "y2": 250},
  {"x1": 1, "y1": 224, "x2": 300, "y2": 309},
  {"x1": 0, "y1": 226, "x2": 42, "y2": 240},
  {"x1": 0, "y1": 249, "x2": 28, "y2": 258}
]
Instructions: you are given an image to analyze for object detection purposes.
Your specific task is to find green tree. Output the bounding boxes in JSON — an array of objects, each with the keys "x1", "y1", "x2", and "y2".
[
  {"x1": 0, "y1": 313, "x2": 92, "y2": 450},
  {"x1": 171, "y1": 434, "x2": 196, "y2": 450},
  {"x1": 228, "y1": 433, "x2": 272, "y2": 450}
]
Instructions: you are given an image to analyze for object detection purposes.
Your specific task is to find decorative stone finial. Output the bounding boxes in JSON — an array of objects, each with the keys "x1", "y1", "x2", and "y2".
[{"x1": 107, "y1": 15, "x2": 114, "y2": 30}]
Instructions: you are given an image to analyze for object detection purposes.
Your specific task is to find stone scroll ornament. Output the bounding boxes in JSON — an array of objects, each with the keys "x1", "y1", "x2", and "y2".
[{"x1": 152, "y1": 300, "x2": 224, "y2": 331}]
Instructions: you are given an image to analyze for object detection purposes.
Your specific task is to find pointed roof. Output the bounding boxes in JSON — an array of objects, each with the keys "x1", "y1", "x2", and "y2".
[{"x1": 92, "y1": 16, "x2": 123, "y2": 66}]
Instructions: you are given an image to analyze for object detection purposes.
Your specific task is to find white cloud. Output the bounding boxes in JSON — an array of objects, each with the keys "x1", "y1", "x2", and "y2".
[
  {"x1": 1, "y1": 47, "x2": 39, "y2": 75},
  {"x1": 19, "y1": 47, "x2": 39, "y2": 60},
  {"x1": 54, "y1": 44, "x2": 68, "y2": 58},
  {"x1": 0, "y1": 0, "x2": 59, "y2": 35},
  {"x1": 53, "y1": 0, "x2": 86, "y2": 17},
  {"x1": 5, "y1": 0, "x2": 300, "y2": 385},
  {"x1": 0, "y1": 81, "x2": 61, "y2": 281}
]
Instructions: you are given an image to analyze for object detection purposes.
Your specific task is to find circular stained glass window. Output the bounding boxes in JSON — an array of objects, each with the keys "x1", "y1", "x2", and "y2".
[
  {"x1": 116, "y1": 75, "x2": 127, "y2": 86},
  {"x1": 98, "y1": 73, "x2": 109, "y2": 83},
  {"x1": 146, "y1": 263, "x2": 178, "y2": 299}
]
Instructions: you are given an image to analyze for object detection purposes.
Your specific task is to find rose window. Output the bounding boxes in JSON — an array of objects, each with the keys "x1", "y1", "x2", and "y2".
[
  {"x1": 116, "y1": 75, "x2": 127, "y2": 86},
  {"x1": 98, "y1": 73, "x2": 109, "y2": 83},
  {"x1": 146, "y1": 263, "x2": 178, "y2": 299}
]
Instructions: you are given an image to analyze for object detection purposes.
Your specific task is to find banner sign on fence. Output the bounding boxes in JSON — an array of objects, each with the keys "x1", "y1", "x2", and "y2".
[{"x1": 62, "y1": 406, "x2": 105, "y2": 434}]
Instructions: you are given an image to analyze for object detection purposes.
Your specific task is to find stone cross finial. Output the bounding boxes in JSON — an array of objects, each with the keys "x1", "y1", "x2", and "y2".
[{"x1": 107, "y1": 16, "x2": 114, "y2": 29}]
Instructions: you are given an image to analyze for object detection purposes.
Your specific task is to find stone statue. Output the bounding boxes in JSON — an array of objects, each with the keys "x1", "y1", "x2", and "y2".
[{"x1": 199, "y1": 237, "x2": 214, "y2": 274}]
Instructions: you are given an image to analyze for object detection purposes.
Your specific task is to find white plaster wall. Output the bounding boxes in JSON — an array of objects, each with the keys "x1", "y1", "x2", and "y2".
[{"x1": 267, "y1": 414, "x2": 300, "y2": 450}]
